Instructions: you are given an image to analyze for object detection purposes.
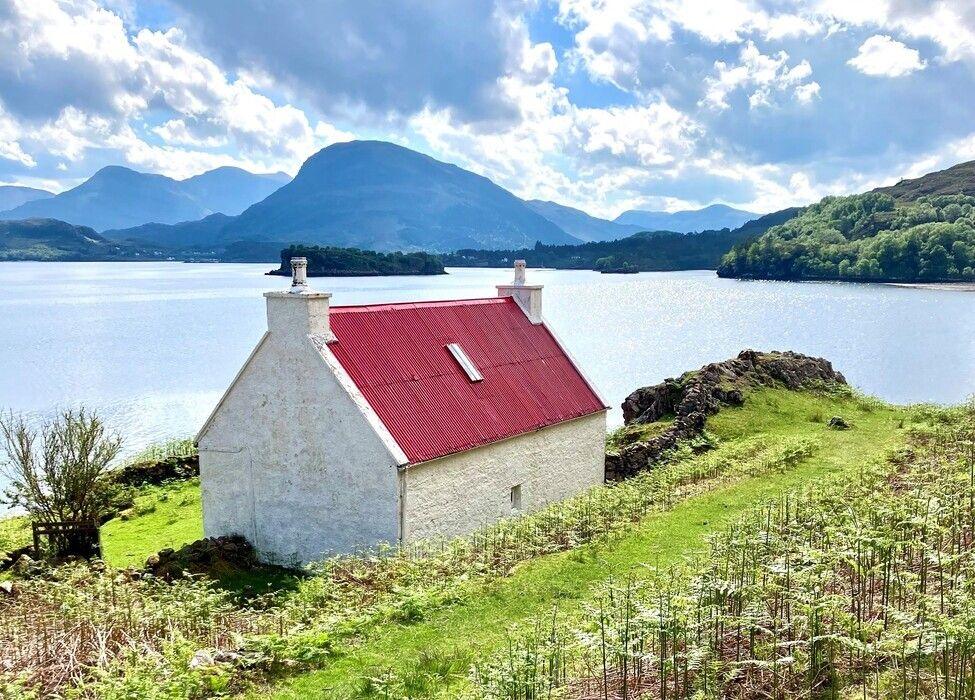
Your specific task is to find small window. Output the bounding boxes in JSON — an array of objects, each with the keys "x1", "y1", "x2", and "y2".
[
  {"x1": 510, "y1": 484, "x2": 522, "y2": 513},
  {"x1": 447, "y1": 343, "x2": 483, "y2": 382}
]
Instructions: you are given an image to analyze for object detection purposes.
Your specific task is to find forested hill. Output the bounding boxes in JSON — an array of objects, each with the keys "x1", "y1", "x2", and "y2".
[
  {"x1": 444, "y1": 208, "x2": 799, "y2": 272},
  {"x1": 717, "y1": 192, "x2": 975, "y2": 282}
]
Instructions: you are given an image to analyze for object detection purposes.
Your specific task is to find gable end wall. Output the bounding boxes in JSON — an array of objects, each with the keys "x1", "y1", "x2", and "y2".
[{"x1": 197, "y1": 332, "x2": 400, "y2": 565}]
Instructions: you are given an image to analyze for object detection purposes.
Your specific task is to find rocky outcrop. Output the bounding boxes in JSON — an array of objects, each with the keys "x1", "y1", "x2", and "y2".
[
  {"x1": 109, "y1": 454, "x2": 199, "y2": 487},
  {"x1": 0, "y1": 545, "x2": 34, "y2": 573},
  {"x1": 606, "y1": 350, "x2": 845, "y2": 481},
  {"x1": 145, "y1": 535, "x2": 258, "y2": 581}
]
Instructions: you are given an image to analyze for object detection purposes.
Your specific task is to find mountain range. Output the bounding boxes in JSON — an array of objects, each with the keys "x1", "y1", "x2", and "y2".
[
  {"x1": 614, "y1": 204, "x2": 759, "y2": 233},
  {"x1": 525, "y1": 200, "x2": 646, "y2": 241},
  {"x1": 104, "y1": 141, "x2": 581, "y2": 252},
  {"x1": 0, "y1": 140, "x2": 767, "y2": 256},
  {"x1": 0, "y1": 166, "x2": 290, "y2": 232}
]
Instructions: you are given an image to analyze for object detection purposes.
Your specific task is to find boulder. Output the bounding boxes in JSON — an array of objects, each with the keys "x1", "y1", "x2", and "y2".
[
  {"x1": 827, "y1": 416, "x2": 851, "y2": 430},
  {"x1": 189, "y1": 649, "x2": 214, "y2": 669},
  {"x1": 213, "y1": 650, "x2": 240, "y2": 664},
  {"x1": 12, "y1": 553, "x2": 42, "y2": 578}
]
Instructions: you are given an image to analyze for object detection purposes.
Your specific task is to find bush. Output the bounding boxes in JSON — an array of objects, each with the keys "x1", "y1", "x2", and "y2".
[{"x1": 0, "y1": 408, "x2": 121, "y2": 556}]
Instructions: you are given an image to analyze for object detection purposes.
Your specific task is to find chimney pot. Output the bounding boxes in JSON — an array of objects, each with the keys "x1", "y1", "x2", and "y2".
[
  {"x1": 290, "y1": 257, "x2": 308, "y2": 291},
  {"x1": 513, "y1": 260, "x2": 526, "y2": 286}
]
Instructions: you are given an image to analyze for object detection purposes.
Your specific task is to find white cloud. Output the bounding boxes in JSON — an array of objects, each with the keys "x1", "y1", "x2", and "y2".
[
  {"x1": 560, "y1": 0, "x2": 975, "y2": 100},
  {"x1": 0, "y1": 0, "x2": 358, "y2": 179},
  {"x1": 409, "y1": 29, "x2": 706, "y2": 220},
  {"x1": 848, "y1": 35, "x2": 926, "y2": 77},
  {"x1": 794, "y1": 81, "x2": 821, "y2": 103},
  {"x1": 702, "y1": 42, "x2": 819, "y2": 110},
  {"x1": 0, "y1": 108, "x2": 34, "y2": 167},
  {"x1": 152, "y1": 119, "x2": 228, "y2": 148}
]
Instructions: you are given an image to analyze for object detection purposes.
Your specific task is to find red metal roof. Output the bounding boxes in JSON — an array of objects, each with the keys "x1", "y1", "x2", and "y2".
[{"x1": 327, "y1": 297, "x2": 606, "y2": 464}]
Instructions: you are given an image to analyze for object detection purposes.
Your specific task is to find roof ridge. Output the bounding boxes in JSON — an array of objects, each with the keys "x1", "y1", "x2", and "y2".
[{"x1": 330, "y1": 296, "x2": 510, "y2": 312}]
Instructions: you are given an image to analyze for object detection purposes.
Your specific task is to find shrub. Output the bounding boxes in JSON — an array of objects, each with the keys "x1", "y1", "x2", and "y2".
[{"x1": 0, "y1": 408, "x2": 121, "y2": 556}]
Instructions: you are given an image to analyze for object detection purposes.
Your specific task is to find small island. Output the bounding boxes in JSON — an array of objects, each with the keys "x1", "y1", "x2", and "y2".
[{"x1": 267, "y1": 244, "x2": 445, "y2": 277}]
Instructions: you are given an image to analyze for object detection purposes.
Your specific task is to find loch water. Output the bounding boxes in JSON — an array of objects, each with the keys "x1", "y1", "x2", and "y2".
[{"x1": 1, "y1": 261, "x2": 974, "y2": 476}]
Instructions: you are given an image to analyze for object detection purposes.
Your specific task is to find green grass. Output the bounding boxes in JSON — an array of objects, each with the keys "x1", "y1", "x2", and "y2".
[
  {"x1": 258, "y1": 387, "x2": 910, "y2": 698},
  {"x1": 0, "y1": 513, "x2": 29, "y2": 553},
  {"x1": 1, "y1": 474, "x2": 203, "y2": 572},
  {"x1": 100, "y1": 478, "x2": 203, "y2": 568},
  {"x1": 0, "y1": 387, "x2": 916, "y2": 697}
]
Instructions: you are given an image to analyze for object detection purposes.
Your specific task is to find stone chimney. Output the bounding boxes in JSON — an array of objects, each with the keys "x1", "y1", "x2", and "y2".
[
  {"x1": 264, "y1": 257, "x2": 336, "y2": 341},
  {"x1": 497, "y1": 259, "x2": 543, "y2": 324}
]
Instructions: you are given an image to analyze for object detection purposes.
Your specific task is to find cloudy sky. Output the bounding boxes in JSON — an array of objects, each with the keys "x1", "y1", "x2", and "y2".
[{"x1": 1, "y1": 0, "x2": 974, "y2": 217}]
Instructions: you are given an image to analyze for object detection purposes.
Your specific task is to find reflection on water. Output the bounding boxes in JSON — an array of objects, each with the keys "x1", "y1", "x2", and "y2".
[{"x1": 1, "y1": 261, "x2": 974, "y2": 465}]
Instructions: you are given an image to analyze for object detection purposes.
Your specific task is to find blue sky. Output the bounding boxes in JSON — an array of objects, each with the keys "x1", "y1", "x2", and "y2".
[{"x1": 0, "y1": 0, "x2": 974, "y2": 218}]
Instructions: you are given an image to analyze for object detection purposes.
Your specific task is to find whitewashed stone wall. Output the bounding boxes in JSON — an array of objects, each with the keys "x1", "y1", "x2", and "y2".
[
  {"x1": 400, "y1": 411, "x2": 607, "y2": 543},
  {"x1": 197, "y1": 329, "x2": 401, "y2": 565}
]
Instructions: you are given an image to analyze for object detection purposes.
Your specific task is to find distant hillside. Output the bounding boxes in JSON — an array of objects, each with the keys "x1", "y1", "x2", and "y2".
[
  {"x1": 0, "y1": 166, "x2": 288, "y2": 231},
  {"x1": 614, "y1": 204, "x2": 760, "y2": 233},
  {"x1": 179, "y1": 167, "x2": 290, "y2": 216},
  {"x1": 874, "y1": 160, "x2": 975, "y2": 201},
  {"x1": 0, "y1": 218, "x2": 148, "y2": 261},
  {"x1": 103, "y1": 213, "x2": 236, "y2": 249},
  {"x1": 0, "y1": 185, "x2": 52, "y2": 210},
  {"x1": 445, "y1": 208, "x2": 799, "y2": 272},
  {"x1": 526, "y1": 199, "x2": 644, "y2": 242},
  {"x1": 719, "y1": 191, "x2": 975, "y2": 282}
]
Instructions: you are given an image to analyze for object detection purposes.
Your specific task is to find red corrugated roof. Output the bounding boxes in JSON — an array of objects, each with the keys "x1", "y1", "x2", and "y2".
[{"x1": 327, "y1": 296, "x2": 606, "y2": 464}]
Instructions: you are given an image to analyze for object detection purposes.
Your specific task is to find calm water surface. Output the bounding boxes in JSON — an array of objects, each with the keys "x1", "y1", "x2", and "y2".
[{"x1": 1, "y1": 262, "x2": 974, "y2": 494}]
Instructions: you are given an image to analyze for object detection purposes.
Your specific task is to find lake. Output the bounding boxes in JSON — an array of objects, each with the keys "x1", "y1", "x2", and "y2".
[{"x1": 1, "y1": 261, "x2": 974, "y2": 496}]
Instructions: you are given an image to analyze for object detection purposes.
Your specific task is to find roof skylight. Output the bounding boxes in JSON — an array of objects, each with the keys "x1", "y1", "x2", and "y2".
[{"x1": 446, "y1": 343, "x2": 483, "y2": 382}]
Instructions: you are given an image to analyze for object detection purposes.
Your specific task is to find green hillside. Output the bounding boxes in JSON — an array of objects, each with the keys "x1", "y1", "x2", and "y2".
[
  {"x1": 0, "y1": 218, "x2": 148, "y2": 261},
  {"x1": 874, "y1": 159, "x2": 975, "y2": 201},
  {"x1": 718, "y1": 192, "x2": 975, "y2": 282},
  {"x1": 4, "y1": 374, "x2": 937, "y2": 698}
]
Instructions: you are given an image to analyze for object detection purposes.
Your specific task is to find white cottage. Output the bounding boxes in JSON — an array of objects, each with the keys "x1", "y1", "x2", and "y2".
[{"x1": 197, "y1": 258, "x2": 608, "y2": 565}]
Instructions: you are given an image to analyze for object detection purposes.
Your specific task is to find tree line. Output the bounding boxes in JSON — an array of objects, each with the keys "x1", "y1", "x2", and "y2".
[{"x1": 272, "y1": 244, "x2": 445, "y2": 277}]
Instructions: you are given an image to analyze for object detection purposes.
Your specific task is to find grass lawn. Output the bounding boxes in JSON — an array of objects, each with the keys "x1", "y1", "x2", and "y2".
[
  {"x1": 258, "y1": 387, "x2": 910, "y2": 698},
  {"x1": 100, "y1": 478, "x2": 203, "y2": 568}
]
